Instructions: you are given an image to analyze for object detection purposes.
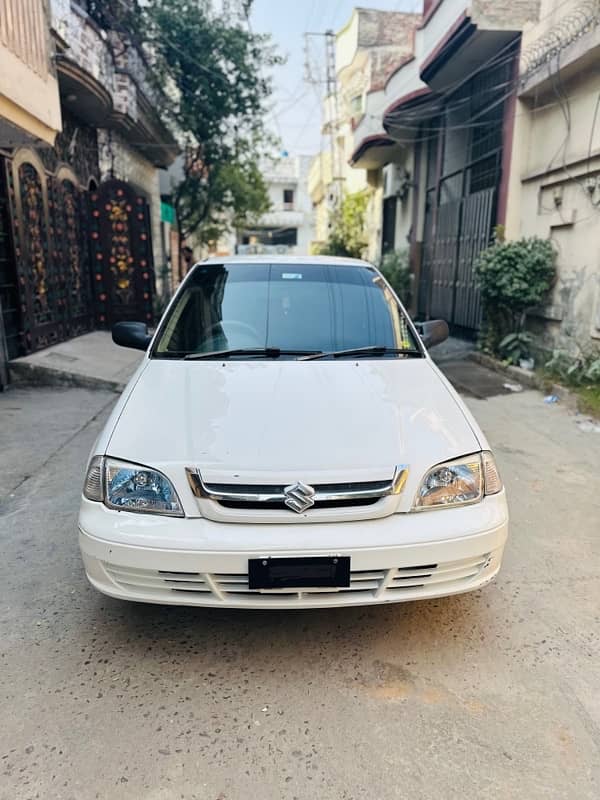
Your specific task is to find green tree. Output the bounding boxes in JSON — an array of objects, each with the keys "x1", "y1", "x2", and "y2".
[
  {"x1": 319, "y1": 191, "x2": 369, "y2": 259},
  {"x1": 129, "y1": 0, "x2": 280, "y2": 243}
]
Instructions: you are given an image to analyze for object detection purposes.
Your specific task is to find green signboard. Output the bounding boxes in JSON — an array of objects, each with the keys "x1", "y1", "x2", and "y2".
[{"x1": 161, "y1": 201, "x2": 176, "y2": 225}]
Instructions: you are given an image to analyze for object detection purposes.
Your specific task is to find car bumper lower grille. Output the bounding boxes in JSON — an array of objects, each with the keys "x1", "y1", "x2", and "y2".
[{"x1": 102, "y1": 553, "x2": 493, "y2": 606}]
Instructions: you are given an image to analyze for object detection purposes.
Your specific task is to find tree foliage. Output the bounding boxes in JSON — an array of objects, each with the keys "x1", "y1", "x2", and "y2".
[
  {"x1": 475, "y1": 235, "x2": 556, "y2": 355},
  {"x1": 378, "y1": 249, "x2": 412, "y2": 306},
  {"x1": 129, "y1": 0, "x2": 280, "y2": 243},
  {"x1": 318, "y1": 191, "x2": 369, "y2": 259}
]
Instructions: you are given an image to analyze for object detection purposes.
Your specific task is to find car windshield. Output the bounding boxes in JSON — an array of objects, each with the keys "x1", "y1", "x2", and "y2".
[{"x1": 152, "y1": 262, "x2": 419, "y2": 359}]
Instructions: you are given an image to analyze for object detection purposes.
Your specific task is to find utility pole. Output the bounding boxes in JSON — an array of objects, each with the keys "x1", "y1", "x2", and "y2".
[
  {"x1": 304, "y1": 30, "x2": 341, "y2": 205},
  {"x1": 324, "y1": 30, "x2": 341, "y2": 194}
]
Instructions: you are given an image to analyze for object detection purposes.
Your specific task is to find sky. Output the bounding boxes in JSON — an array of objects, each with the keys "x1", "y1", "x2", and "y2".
[{"x1": 250, "y1": 0, "x2": 422, "y2": 157}]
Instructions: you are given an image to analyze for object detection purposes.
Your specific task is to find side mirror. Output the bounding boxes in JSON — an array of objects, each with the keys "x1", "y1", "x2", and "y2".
[
  {"x1": 418, "y1": 319, "x2": 449, "y2": 348},
  {"x1": 112, "y1": 321, "x2": 152, "y2": 351}
]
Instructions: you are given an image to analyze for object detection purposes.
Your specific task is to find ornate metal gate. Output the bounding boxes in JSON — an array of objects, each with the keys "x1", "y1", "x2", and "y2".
[
  {"x1": 4, "y1": 156, "x2": 94, "y2": 354},
  {"x1": 0, "y1": 157, "x2": 20, "y2": 360},
  {"x1": 89, "y1": 180, "x2": 155, "y2": 328},
  {"x1": 49, "y1": 174, "x2": 95, "y2": 339},
  {"x1": 2, "y1": 152, "x2": 155, "y2": 357}
]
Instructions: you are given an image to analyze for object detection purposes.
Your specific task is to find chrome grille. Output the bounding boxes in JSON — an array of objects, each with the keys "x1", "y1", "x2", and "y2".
[{"x1": 185, "y1": 468, "x2": 408, "y2": 513}]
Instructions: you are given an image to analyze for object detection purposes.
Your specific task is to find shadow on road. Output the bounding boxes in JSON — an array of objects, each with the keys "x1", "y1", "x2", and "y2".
[{"x1": 84, "y1": 586, "x2": 496, "y2": 667}]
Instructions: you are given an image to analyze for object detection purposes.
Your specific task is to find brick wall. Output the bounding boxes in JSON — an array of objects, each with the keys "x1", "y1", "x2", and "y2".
[
  {"x1": 108, "y1": 30, "x2": 158, "y2": 107},
  {"x1": 472, "y1": 0, "x2": 541, "y2": 28},
  {"x1": 356, "y1": 10, "x2": 420, "y2": 49}
]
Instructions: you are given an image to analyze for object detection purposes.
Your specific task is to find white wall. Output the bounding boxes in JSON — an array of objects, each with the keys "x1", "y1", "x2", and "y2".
[{"x1": 253, "y1": 155, "x2": 314, "y2": 255}]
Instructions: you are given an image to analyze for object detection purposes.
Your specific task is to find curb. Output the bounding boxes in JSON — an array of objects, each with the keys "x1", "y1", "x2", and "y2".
[
  {"x1": 9, "y1": 360, "x2": 124, "y2": 394},
  {"x1": 467, "y1": 351, "x2": 581, "y2": 413},
  {"x1": 468, "y1": 351, "x2": 541, "y2": 389}
]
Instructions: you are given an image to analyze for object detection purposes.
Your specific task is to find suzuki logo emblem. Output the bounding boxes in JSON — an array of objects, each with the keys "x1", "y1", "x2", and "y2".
[{"x1": 284, "y1": 481, "x2": 316, "y2": 513}]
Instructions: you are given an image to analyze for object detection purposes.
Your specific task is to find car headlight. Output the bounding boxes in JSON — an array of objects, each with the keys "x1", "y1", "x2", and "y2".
[
  {"x1": 83, "y1": 456, "x2": 184, "y2": 517},
  {"x1": 413, "y1": 451, "x2": 502, "y2": 511}
]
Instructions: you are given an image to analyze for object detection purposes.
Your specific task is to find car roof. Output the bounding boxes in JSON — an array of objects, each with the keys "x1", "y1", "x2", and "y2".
[{"x1": 198, "y1": 255, "x2": 375, "y2": 268}]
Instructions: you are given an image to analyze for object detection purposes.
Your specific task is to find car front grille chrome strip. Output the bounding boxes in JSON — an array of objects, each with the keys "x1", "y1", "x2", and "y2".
[{"x1": 185, "y1": 466, "x2": 409, "y2": 510}]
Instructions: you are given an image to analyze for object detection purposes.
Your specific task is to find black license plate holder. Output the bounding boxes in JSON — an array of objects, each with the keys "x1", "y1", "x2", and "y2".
[{"x1": 248, "y1": 556, "x2": 351, "y2": 590}]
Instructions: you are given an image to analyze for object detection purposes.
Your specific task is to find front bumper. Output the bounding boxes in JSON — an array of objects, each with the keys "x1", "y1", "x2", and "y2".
[{"x1": 79, "y1": 494, "x2": 508, "y2": 609}]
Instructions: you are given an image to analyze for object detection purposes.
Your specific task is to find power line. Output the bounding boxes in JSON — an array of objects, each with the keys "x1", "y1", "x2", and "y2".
[
  {"x1": 245, "y1": 11, "x2": 283, "y2": 145},
  {"x1": 93, "y1": 0, "x2": 600, "y2": 213},
  {"x1": 304, "y1": 29, "x2": 341, "y2": 193},
  {"x1": 385, "y1": 38, "x2": 520, "y2": 121},
  {"x1": 328, "y1": 0, "x2": 346, "y2": 29},
  {"x1": 94, "y1": 79, "x2": 600, "y2": 156},
  {"x1": 303, "y1": 0, "x2": 320, "y2": 31},
  {"x1": 110, "y1": 0, "x2": 261, "y2": 91},
  {"x1": 587, "y1": 91, "x2": 600, "y2": 172},
  {"x1": 290, "y1": 94, "x2": 322, "y2": 150},
  {"x1": 543, "y1": 47, "x2": 599, "y2": 210}
]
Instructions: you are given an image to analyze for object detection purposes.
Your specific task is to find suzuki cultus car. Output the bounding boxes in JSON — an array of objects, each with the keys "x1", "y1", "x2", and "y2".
[{"x1": 79, "y1": 256, "x2": 508, "y2": 608}]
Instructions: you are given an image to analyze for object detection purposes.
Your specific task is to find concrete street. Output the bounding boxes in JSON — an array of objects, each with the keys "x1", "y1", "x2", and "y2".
[{"x1": 1, "y1": 378, "x2": 599, "y2": 799}]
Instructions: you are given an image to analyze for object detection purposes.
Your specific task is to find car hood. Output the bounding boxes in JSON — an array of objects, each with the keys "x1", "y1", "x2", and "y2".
[{"x1": 106, "y1": 358, "x2": 482, "y2": 490}]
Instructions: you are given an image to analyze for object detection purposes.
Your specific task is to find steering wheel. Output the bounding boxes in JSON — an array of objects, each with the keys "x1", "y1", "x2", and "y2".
[{"x1": 207, "y1": 320, "x2": 261, "y2": 346}]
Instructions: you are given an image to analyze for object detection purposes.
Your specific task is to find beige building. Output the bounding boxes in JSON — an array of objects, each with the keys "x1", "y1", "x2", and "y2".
[
  {"x1": 0, "y1": 0, "x2": 177, "y2": 368},
  {"x1": 349, "y1": 0, "x2": 539, "y2": 328},
  {"x1": 505, "y1": 0, "x2": 600, "y2": 347},
  {"x1": 0, "y1": 0, "x2": 62, "y2": 381},
  {"x1": 309, "y1": 8, "x2": 419, "y2": 259},
  {"x1": 0, "y1": 0, "x2": 61, "y2": 148},
  {"x1": 348, "y1": 0, "x2": 600, "y2": 349},
  {"x1": 308, "y1": 151, "x2": 334, "y2": 251},
  {"x1": 50, "y1": 0, "x2": 177, "y2": 284}
]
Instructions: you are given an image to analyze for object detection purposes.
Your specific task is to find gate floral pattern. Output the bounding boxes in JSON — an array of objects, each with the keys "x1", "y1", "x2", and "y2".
[
  {"x1": 89, "y1": 180, "x2": 154, "y2": 327},
  {"x1": 5, "y1": 159, "x2": 154, "y2": 354}
]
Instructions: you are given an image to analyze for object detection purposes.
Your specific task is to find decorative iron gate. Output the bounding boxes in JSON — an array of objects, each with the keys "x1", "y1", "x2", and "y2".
[
  {"x1": 49, "y1": 174, "x2": 95, "y2": 339},
  {"x1": 0, "y1": 157, "x2": 20, "y2": 360},
  {"x1": 89, "y1": 180, "x2": 155, "y2": 328},
  {"x1": 4, "y1": 156, "x2": 95, "y2": 354}
]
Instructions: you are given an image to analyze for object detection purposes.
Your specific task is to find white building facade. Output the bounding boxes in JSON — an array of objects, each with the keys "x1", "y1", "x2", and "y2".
[{"x1": 238, "y1": 156, "x2": 314, "y2": 256}]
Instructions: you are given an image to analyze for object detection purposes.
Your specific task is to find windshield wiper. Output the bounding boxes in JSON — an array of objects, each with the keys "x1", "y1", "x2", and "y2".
[
  {"x1": 184, "y1": 348, "x2": 320, "y2": 361},
  {"x1": 299, "y1": 346, "x2": 423, "y2": 361}
]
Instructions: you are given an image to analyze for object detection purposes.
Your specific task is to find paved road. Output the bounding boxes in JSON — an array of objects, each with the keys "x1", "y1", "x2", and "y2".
[{"x1": 1, "y1": 381, "x2": 599, "y2": 800}]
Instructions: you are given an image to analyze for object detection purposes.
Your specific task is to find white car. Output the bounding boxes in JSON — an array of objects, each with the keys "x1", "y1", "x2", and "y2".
[{"x1": 79, "y1": 256, "x2": 508, "y2": 609}]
